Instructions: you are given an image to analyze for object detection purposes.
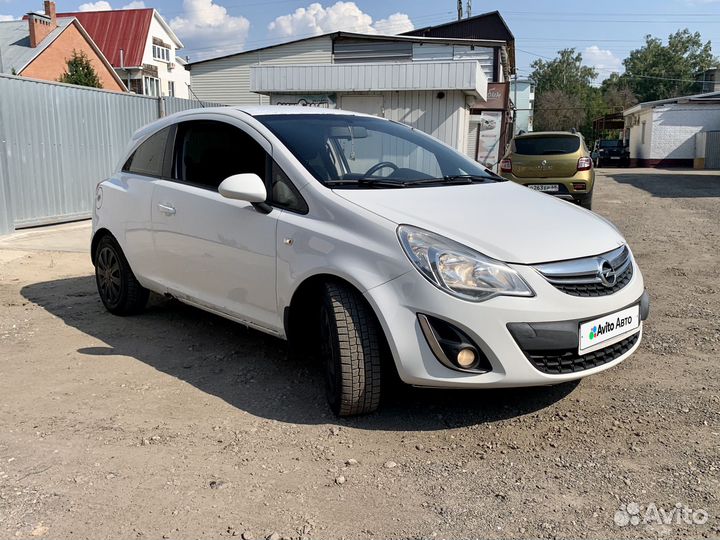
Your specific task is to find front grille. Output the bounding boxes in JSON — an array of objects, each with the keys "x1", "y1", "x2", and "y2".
[
  {"x1": 524, "y1": 332, "x2": 640, "y2": 375},
  {"x1": 553, "y1": 263, "x2": 633, "y2": 297},
  {"x1": 534, "y1": 245, "x2": 633, "y2": 298}
]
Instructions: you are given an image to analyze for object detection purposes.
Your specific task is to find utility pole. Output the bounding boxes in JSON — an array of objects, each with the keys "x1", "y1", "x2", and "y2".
[
  {"x1": 457, "y1": 0, "x2": 463, "y2": 20},
  {"x1": 466, "y1": 0, "x2": 472, "y2": 18}
]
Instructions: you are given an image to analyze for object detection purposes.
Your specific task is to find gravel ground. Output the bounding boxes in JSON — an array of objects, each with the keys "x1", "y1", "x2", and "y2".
[{"x1": 0, "y1": 168, "x2": 718, "y2": 539}]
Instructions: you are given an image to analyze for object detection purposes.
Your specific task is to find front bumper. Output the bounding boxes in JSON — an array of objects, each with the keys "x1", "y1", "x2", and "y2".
[{"x1": 364, "y1": 258, "x2": 646, "y2": 388}]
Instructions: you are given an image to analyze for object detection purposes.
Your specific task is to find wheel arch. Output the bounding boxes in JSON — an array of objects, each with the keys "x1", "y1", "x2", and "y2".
[
  {"x1": 90, "y1": 228, "x2": 118, "y2": 265},
  {"x1": 284, "y1": 273, "x2": 394, "y2": 368}
]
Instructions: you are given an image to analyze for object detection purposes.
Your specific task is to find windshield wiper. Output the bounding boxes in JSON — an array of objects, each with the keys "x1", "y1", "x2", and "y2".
[
  {"x1": 324, "y1": 178, "x2": 409, "y2": 188},
  {"x1": 405, "y1": 174, "x2": 493, "y2": 185}
]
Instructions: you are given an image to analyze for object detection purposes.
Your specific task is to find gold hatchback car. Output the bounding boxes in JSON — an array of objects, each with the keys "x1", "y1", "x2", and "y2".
[{"x1": 500, "y1": 131, "x2": 595, "y2": 210}]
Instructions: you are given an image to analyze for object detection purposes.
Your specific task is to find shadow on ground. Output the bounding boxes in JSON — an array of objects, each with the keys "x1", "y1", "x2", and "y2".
[
  {"x1": 603, "y1": 170, "x2": 720, "y2": 198},
  {"x1": 22, "y1": 275, "x2": 577, "y2": 430}
]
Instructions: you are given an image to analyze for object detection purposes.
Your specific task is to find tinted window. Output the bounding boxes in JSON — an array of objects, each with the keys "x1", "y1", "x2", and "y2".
[
  {"x1": 598, "y1": 140, "x2": 622, "y2": 148},
  {"x1": 175, "y1": 120, "x2": 266, "y2": 190},
  {"x1": 257, "y1": 114, "x2": 493, "y2": 187},
  {"x1": 124, "y1": 127, "x2": 171, "y2": 177},
  {"x1": 514, "y1": 136, "x2": 581, "y2": 156},
  {"x1": 270, "y1": 160, "x2": 307, "y2": 213}
]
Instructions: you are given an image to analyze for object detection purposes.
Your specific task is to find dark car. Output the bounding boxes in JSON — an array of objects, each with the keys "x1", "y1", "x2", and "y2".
[{"x1": 593, "y1": 139, "x2": 629, "y2": 167}]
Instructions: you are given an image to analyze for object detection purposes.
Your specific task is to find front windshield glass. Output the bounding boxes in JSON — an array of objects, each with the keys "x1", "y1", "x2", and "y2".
[
  {"x1": 256, "y1": 114, "x2": 497, "y2": 188},
  {"x1": 599, "y1": 140, "x2": 622, "y2": 148}
]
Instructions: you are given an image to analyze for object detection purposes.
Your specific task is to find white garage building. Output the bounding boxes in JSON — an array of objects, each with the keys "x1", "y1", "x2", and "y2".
[
  {"x1": 624, "y1": 91, "x2": 720, "y2": 167},
  {"x1": 188, "y1": 19, "x2": 516, "y2": 163}
]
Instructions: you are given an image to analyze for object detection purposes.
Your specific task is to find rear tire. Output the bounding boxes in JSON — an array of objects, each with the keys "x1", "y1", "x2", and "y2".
[
  {"x1": 319, "y1": 282, "x2": 383, "y2": 416},
  {"x1": 579, "y1": 196, "x2": 593, "y2": 211},
  {"x1": 94, "y1": 235, "x2": 149, "y2": 315}
]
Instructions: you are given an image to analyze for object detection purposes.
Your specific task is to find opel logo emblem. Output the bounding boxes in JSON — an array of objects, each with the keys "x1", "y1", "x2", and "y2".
[{"x1": 599, "y1": 259, "x2": 617, "y2": 287}]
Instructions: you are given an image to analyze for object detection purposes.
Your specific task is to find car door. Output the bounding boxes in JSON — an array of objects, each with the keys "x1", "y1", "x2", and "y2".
[{"x1": 151, "y1": 117, "x2": 281, "y2": 333}]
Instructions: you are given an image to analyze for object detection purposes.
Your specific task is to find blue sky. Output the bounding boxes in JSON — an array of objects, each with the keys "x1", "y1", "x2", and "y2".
[{"x1": 3, "y1": 0, "x2": 718, "y2": 79}]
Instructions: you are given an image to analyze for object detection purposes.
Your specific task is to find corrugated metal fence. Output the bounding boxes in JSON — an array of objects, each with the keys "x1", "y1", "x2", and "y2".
[
  {"x1": 0, "y1": 74, "x2": 224, "y2": 235},
  {"x1": 705, "y1": 131, "x2": 720, "y2": 169}
]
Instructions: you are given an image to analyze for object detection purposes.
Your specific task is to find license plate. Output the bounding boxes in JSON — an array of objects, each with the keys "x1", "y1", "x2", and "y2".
[
  {"x1": 610, "y1": 156, "x2": 620, "y2": 160},
  {"x1": 527, "y1": 184, "x2": 559, "y2": 192},
  {"x1": 579, "y1": 304, "x2": 640, "y2": 353}
]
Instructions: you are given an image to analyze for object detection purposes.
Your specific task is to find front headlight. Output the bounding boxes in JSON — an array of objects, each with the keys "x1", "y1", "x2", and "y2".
[{"x1": 397, "y1": 225, "x2": 534, "y2": 302}]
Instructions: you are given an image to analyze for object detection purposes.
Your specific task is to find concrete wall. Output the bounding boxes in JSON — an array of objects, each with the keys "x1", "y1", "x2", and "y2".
[
  {"x1": 627, "y1": 108, "x2": 653, "y2": 162},
  {"x1": 650, "y1": 104, "x2": 720, "y2": 161},
  {"x1": 21, "y1": 21, "x2": 124, "y2": 92},
  {"x1": 190, "y1": 36, "x2": 333, "y2": 105},
  {"x1": 629, "y1": 104, "x2": 720, "y2": 166}
]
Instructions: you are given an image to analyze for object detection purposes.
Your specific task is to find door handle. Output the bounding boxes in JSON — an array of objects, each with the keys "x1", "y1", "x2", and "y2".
[{"x1": 157, "y1": 203, "x2": 176, "y2": 216}]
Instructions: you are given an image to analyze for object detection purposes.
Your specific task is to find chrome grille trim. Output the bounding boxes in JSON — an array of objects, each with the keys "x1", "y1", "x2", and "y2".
[{"x1": 534, "y1": 245, "x2": 634, "y2": 297}]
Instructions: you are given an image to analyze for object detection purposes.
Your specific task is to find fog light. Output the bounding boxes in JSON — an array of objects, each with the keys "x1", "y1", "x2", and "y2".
[{"x1": 456, "y1": 348, "x2": 477, "y2": 368}]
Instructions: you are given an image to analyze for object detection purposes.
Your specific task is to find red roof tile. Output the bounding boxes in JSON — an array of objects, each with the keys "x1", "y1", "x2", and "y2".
[{"x1": 57, "y1": 9, "x2": 153, "y2": 68}]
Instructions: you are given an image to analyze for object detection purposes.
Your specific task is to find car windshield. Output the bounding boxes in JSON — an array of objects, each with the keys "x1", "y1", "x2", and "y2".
[
  {"x1": 514, "y1": 135, "x2": 581, "y2": 155},
  {"x1": 598, "y1": 140, "x2": 623, "y2": 148},
  {"x1": 256, "y1": 114, "x2": 498, "y2": 188}
]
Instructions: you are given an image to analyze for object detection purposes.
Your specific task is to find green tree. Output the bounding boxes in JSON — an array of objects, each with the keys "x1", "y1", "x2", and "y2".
[
  {"x1": 620, "y1": 29, "x2": 714, "y2": 102},
  {"x1": 530, "y1": 48, "x2": 600, "y2": 136},
  {"x1": 601, "y1": 73, "x2": 638, "y2": 112},
  {"x1": 58, "y1": 50, "x2": 102, "y2": 89}
]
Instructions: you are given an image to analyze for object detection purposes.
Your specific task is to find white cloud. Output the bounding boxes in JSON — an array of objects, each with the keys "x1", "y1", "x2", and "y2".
[
  {"x1": 0, "y1": 14, "x2": 17, "y2": 21},
  {"x1": 77, "y1": 0, "x2": 146, "y2": 10},
  {"x1": 374, "y1": 12, "x2": 414, "y2": 35},
  {"x1": 268, "y1": 2, "x2": 413, "y2": 37},
  {"x1": 583, "y1": 45, "x2": 623, "y2": 80},
  {"x1": 78, "y1": 1, "x2": 112, "y2": 10},
  {"x1": 170, "y1": 0, "x2": 250, "y2": 60}
]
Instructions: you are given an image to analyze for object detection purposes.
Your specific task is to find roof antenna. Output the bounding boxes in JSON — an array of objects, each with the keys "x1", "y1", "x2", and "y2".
[
  {"x1": 466, "y1": 0, "x2": 471, "y2": 17},
  {"x1": 457, "y1": 0, "x2": 463, "y2": 20}
]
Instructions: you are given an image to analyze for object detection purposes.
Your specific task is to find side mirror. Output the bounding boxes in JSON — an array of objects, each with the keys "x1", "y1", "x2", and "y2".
[{"x1": 218, "y1": 173, "x2": 267, "y2": 203}]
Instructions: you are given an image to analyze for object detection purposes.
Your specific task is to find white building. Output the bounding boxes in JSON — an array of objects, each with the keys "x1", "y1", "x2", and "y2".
[
  {"x1": 510, "y1": 78, "x2": 534, "y2": 134},
  {"x1": 189, "y1": 12, "x2": 516, "y2": 164},
  {"x1": 57, "y1": 7, "x2": 190, "y2": 98},
  {"x1": 624, "y1": 91, "x2": 720, "y2": 167}
]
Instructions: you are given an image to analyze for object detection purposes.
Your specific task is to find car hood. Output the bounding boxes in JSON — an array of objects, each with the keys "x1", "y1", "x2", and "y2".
[{"x1": 333, "y1": 181, "x2": 625, "y2": 264}]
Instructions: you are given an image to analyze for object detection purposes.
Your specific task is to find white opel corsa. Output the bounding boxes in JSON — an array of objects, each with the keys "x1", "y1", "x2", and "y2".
[{"x1": 92, "y1": 106, "x2": 649, "y2": 416}]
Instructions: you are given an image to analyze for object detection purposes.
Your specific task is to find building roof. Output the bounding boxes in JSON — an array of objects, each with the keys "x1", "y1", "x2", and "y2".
[
  {"x1": 56, "y1": 8, "x2": 182, "y2": 68},
  {"x1": 624, "y1": 91, "x2": 720, "y2": 116},
  {"x1": 187, "y1": 30, "x2": 507, "y2": 67},
  {"x1": 404, "y1": 11, "x2": 515, "y2": 42},
  {"x1": 0, "y1": 17, "x2": 127, "y2": 90},
  {"x1": 0, "y1": 18, "x2": 74, "y2": 73},
  {"x1": 403, "y1": 11, "x2": 515, "y2": 74}
]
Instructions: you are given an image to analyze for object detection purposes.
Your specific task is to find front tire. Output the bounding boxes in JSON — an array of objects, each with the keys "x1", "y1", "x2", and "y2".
[
  {"x1": 319, "y1": 282, "x2": 383, "y2": 416},
  {"x1": 94, "y1": 235, "x2": 149, "y2": 315}
]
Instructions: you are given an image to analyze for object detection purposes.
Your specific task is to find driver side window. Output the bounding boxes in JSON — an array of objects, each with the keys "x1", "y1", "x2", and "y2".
[{"x1": 173, "y1": 120, "x2": 266, "y2": 190}]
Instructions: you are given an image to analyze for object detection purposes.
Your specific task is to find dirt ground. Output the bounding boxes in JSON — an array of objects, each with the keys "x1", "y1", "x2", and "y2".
[{"x1": 0, "y1": 168, "x2": 718, "y2": 539}]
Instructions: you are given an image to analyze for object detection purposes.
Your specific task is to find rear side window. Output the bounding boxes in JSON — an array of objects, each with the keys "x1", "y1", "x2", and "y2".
[
  {"x1": 174, "y1": 120, "x2": 266, "y2": 190},
  {"x1": 514, "y1": 136, "x2": 580, "y2": 156},
  {"x1": 123, "y1": 127, "x2": 171, "y2": 177}
]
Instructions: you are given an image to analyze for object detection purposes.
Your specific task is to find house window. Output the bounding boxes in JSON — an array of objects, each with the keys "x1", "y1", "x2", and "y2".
[
  {"x1": 168, "y1": 81, "x2": 175, "y2": 97},
  {"x1": 152, "y1": 44, "x2": 171, "y2": 63},
  {"x1": 143, "y1": 76, "x2": 160, "y2": 97},
  {"x1": 641, "y1": 121, "x2": 646, "y2": 145}
]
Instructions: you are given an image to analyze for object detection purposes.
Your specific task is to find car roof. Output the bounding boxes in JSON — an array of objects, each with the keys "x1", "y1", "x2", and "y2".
[{"x1": 234, "y1": 105, "x2": 377, "y2": 117}]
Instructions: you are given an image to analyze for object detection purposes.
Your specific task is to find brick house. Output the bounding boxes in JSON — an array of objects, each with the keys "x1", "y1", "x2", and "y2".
[
  {"x1": 57, "y1": 7, "x2": 190, "y2": 98},
  {"x1": 0, "y1": 1, "x2": 125, "y2": 91}
]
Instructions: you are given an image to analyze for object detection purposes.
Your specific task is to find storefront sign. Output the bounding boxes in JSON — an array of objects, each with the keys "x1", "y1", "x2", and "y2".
[
  {"x1": 270, "y1": 94, "x2": 337, "y2": 108},
  {"x1": 474, "y1": 83, "x2": 508, "y2": 110},
  {"x1": 473, "y1": 111, "x2": 503, "y2": 168}
]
